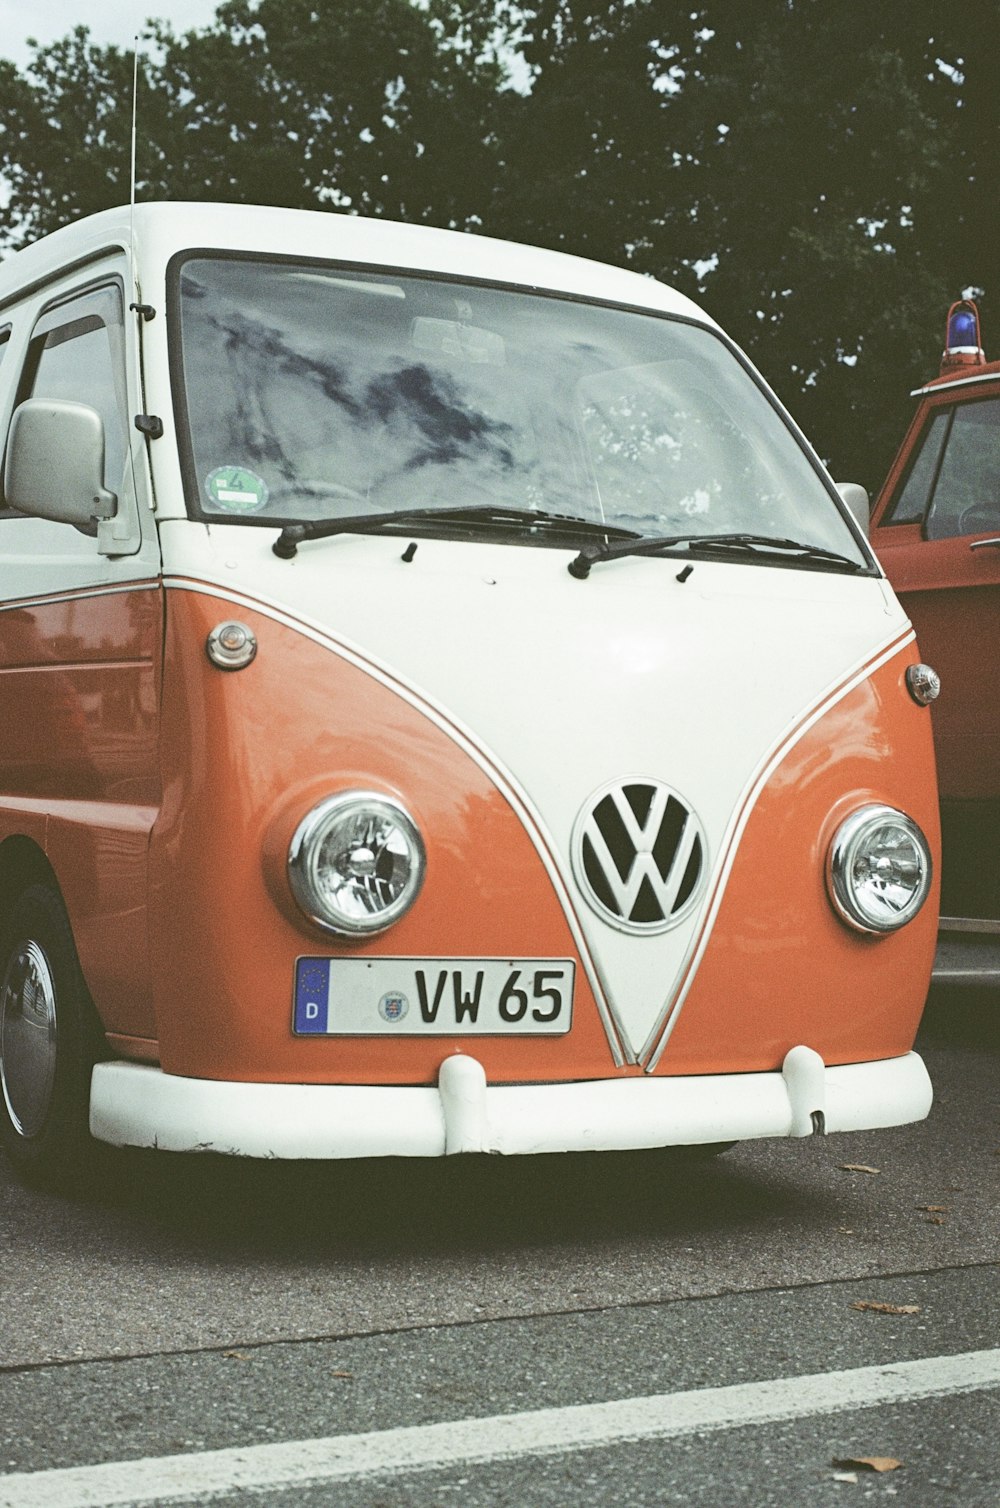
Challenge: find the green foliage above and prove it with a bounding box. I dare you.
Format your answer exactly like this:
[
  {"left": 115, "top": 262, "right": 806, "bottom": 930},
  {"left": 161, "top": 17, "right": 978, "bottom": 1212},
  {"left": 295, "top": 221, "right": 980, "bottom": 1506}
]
[
  {"left": 0, "top": 31, "right": 137, "bottom": 241},
  {"left": 478, "top": 0, "right": 993, "bottom": 486},
  {"left": 0, "top": 1, "right": 509, "bottom": 238},
  {"left": 0, "top": 0, "right": 992, "bottom": 493}
]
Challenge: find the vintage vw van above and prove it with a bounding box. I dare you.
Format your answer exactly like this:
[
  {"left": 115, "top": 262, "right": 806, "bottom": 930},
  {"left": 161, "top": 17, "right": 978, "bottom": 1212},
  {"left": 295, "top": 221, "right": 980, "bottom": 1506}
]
[{"left": 0, "top": 204, "right": 938, "bottom": 1181}]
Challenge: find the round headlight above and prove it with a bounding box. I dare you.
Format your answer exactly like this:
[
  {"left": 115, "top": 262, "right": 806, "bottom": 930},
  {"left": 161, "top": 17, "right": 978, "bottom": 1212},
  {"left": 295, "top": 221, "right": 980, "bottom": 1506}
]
[
  {"left": 827, "top": 805, "right": 932, "bottom": 934},
  {"left": 288, "top": 792, "right": 426, "bottom": 936}
]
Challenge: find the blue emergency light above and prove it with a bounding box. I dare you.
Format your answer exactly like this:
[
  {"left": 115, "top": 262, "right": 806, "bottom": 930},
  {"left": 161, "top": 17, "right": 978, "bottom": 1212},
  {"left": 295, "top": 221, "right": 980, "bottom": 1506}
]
[{"left": 941, "top": 298, "right": 985, "bottom": 370}]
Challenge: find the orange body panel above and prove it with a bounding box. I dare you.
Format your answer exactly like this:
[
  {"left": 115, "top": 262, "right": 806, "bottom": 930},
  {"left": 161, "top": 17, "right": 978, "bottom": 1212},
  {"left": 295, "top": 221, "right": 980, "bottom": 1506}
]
[
  {"left": 0, "top": 587, "right": 163, "bottom": 1038},
  {"left": 657, "top": 648, "right": 939, "bottom": 1073},
  {"left": 148, "top": 586, "right": 620, "bottom": 1082}
]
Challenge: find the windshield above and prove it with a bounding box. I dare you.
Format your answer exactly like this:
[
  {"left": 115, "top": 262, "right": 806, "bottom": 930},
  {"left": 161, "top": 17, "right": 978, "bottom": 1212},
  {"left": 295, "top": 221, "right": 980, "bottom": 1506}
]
[{"left": 173, "top": 256, "right": 865, "bottom": 565}]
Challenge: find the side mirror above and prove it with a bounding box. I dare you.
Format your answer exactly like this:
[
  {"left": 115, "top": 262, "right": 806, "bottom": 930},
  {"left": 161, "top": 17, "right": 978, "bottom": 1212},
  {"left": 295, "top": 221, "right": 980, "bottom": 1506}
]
[
  {"left": 836, "top": 482, "right": 870, "bottom": 537},
  {"left": 4, "top": 398, "right": 117, "bottom": 532}
]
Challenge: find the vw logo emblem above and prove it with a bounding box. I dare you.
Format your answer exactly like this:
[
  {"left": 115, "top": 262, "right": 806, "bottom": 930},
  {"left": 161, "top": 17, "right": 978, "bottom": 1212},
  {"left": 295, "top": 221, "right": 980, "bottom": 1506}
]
[{"left": 572, "top": 779, "right": 706, "bottom": 934}]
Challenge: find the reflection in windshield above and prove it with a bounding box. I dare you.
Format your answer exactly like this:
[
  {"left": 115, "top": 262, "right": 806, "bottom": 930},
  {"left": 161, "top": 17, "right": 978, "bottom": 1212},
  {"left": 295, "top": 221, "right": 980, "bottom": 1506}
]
[{"left": 175, "top": 258, "right": 863, "bottom": 564}]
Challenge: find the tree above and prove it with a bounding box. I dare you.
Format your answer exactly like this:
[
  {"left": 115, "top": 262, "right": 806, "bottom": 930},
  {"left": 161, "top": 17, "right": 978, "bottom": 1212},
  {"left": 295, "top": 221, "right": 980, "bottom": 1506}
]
[
  {"left": 471, "top": 0, "right": 707, "bottom": 268},
  {"left": 660, "top": 1, "right": 962, "bottom": 487},
  {"left": 0, "top": 1, "right": 509, "bottom": 248},
  {"left": 0, "top": 32, "right": 138, "bottom": 245}
]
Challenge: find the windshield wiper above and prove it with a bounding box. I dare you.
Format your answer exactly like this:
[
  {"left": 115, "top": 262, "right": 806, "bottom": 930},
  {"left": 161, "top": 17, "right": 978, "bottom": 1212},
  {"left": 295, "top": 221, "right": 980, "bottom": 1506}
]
[
  {"left": 568, "top": 531, "right": 866, "bottom": 579},
  {"left": 273, "top": 505, "right": 641, "bottom": 558}
]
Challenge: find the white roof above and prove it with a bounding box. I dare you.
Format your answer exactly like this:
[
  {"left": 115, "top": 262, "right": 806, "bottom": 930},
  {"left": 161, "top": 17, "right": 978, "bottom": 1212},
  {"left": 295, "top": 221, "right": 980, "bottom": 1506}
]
[{"left": 0, "top": 201, "right": 711, "bottom": 324}]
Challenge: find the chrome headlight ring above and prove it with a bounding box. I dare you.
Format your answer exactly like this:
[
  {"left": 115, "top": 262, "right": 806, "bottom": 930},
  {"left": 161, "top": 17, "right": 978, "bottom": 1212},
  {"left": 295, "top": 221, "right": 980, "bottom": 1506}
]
[
  {"left": 288, "top": 791, "right": 426, "bottom": 937},
  {"left": 827, "top": 804, "right": 932, "bottom": 935}
]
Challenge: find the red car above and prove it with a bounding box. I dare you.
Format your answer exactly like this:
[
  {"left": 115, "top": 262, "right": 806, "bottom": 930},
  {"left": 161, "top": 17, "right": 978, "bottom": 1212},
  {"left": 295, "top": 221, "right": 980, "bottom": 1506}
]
[{"left": 870, "top": 301, "right": 1000, "bottom": 984}]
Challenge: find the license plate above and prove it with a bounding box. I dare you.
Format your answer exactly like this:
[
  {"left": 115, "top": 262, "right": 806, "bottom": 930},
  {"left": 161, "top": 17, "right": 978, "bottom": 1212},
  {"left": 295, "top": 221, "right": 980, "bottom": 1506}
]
[{"left": 293, "top": 957, "right": 574, "bottom": 1036}]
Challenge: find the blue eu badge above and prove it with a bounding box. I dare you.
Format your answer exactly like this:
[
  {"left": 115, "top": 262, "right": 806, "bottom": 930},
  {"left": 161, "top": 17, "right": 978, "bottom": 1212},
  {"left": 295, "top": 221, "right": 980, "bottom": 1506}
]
[{"left": 294, "top": 960, "right": 330, "bottom": 1033}]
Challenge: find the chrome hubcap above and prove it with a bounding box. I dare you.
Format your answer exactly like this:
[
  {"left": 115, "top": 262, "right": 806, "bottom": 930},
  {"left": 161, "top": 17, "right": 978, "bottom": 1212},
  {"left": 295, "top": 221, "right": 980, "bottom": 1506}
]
[{"left": 0, "top": 939, "right": 58, "bottom": 1139}]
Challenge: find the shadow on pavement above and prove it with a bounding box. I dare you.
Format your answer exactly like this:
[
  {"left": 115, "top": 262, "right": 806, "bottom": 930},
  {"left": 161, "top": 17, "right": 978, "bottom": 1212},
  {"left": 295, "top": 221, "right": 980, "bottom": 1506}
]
[
  {"left": 72, "top": 1136, "right": 823, "bottom": 1259},
  {"left": 918, "top": 983, "right": 999, "bottom": 1052}
]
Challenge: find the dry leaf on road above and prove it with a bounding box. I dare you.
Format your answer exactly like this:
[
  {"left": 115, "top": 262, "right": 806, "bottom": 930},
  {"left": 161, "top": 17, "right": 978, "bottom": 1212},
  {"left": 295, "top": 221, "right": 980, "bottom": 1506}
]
[
  {"left": 832, "top": 1457, "right": 903, "bottom": 1473},
  {"left": 850, "top": 1301, "right": 920, "bottom": 1315}
]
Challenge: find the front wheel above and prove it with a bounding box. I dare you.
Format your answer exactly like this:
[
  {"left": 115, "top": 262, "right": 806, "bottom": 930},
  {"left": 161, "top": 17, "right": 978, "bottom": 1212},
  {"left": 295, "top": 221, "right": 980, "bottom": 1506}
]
[{"left": 0, "top": 884, "right": 103, "bottom": 1187}]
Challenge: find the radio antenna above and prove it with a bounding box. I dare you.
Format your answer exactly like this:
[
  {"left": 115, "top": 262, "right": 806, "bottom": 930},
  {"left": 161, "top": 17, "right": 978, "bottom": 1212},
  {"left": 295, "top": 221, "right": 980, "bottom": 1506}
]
[{"left": 129, "top": 35, "right": 140, "bottom": 303}]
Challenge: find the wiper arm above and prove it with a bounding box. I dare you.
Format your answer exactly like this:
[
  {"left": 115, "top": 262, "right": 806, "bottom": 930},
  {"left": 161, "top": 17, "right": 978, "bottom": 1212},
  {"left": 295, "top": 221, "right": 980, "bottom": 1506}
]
[
  {"left": 273, "top": 505, "right": 464, "bottom": 558},
  {"left": 685, "top": 533, "right": 866, "bottom": 570},
  {"left": 273, "top": 505, "right": 640, "bottom": 558},
  {"left": 568, "top": 530, "right": 865, "bottom": 578}
]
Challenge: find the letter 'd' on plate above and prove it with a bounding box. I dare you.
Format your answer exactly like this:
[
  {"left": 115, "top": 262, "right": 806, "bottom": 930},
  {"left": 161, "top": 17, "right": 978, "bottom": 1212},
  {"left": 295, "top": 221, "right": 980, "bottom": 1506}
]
[{"left": 294, "top": 958, "right": 574, "bottom": 1035}]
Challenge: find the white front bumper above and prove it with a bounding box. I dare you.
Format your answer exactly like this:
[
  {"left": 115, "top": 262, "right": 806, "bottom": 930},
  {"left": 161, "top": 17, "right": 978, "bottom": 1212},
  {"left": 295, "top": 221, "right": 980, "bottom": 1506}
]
[{"left": 89, "top": 1047, "right": 932, "bottom": 1159}]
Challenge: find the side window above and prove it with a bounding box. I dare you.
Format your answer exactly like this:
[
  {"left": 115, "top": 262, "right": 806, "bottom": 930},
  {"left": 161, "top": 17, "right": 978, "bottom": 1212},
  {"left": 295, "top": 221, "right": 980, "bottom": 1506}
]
[
  {"left": 884, "top": 409, "right": 950, "bottom": 525},
  {"left": 0, "top": 325, "right": 10, "bottom": 367},
  {"left": 0, "top": 277, "right": 150, "bottom": 584},
  {"left": 23, "top": 284, "right": 128, "bottom": 497},
  {"left": 0, "top": 286, "right": 128, "bottom": 559},
  {"left": 925, "top": 397, "right": 1000, "bottom": 540}
]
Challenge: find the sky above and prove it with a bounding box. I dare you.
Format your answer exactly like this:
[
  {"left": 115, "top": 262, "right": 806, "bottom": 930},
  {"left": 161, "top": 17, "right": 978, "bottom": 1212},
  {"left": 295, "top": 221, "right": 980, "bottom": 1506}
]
[{"left": 0, "top": 0, "right": 221, "bottom": 69}]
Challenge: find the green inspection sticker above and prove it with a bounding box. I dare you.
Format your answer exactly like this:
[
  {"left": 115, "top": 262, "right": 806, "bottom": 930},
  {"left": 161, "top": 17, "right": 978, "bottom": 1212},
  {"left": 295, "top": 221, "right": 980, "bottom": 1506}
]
[{"left": 205, "top": 466, "right": 270, "bottom": 514}]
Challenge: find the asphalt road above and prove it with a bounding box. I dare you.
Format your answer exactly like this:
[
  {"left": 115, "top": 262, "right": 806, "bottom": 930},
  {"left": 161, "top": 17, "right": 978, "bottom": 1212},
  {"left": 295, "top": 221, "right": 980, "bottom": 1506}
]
[{"left": 0, "top": 987, "right": 997, "bottom": 1505}]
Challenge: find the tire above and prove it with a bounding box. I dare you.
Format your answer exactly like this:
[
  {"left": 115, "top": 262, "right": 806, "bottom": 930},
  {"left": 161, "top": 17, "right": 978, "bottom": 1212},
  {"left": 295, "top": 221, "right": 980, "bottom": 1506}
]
[{"left": 0, "top": 883, "right": 103, "bottom": 1187}]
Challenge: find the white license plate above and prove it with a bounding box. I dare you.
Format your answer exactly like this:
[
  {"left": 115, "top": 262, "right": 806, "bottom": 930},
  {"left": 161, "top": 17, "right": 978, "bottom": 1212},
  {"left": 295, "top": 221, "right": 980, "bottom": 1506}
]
[{"left": 293, "top": 957, "right": 574, "bottom": 1036}]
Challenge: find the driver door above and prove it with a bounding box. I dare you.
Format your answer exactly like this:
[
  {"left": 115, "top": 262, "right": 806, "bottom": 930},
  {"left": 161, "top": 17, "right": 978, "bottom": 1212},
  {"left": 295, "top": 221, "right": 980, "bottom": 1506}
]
[{"left": 871, "top": 387, "right": 1000, "bottom": 918}]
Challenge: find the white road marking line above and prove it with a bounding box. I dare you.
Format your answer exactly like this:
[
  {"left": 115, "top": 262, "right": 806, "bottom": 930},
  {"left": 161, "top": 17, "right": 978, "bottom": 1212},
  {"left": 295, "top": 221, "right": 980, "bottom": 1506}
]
[{"left": 2, "top": 1348, "right": 998, "bottom": 1508}]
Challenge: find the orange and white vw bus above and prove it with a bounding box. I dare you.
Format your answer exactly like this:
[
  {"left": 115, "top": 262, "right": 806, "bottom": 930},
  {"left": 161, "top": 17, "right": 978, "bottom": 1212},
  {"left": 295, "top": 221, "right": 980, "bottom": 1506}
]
[{"left": 0, "top": 204, "right": 938, "bottom": 1182}]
